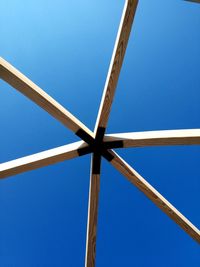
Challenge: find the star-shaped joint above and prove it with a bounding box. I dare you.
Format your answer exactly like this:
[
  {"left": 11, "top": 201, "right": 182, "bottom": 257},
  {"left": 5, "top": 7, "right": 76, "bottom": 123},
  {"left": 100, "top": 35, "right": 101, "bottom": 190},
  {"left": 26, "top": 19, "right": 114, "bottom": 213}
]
[
  {"left": 76, "top": 127, "right": 124, "bottom": 168},
  {"left": 0, "top": 1, "right": 200, "bottom": 267}
]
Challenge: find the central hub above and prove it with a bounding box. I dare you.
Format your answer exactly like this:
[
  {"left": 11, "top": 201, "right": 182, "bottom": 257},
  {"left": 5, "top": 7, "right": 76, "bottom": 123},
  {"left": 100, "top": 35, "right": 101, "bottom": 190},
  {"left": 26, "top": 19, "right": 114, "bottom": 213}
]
[{"left": 76, "top": 127, "right": 123, "bottom": 161}]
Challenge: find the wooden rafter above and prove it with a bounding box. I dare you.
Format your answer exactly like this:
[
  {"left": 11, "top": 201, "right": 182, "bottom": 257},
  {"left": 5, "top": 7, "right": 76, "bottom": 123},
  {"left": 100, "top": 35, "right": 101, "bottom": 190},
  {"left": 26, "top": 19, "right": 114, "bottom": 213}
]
[
  {"left": 0, "top": 141, "right": 88, "bottom": 179},
  {"left": 185, "top": 0, "right": 200, "bottom": 3},
  {"left": 85, "top": 2, "right": 139, "bottom": 265},
  {"left": 0, "top": 0, "right": 200, "bottom": 266},
  {"left": 0, "top": 57, "right": 94, "bottom": 143},
  {"left": 109, "top": 150, "right": 200, "bottom": 243},
  {"left": 94, "top": 0, "right": 138, "bottom": 138},
  {"left": 85, "top": 153, "right": 101, "bottom": 267},
  {"left": 104, "top": 129, "right": 200, "bottom": 148}
]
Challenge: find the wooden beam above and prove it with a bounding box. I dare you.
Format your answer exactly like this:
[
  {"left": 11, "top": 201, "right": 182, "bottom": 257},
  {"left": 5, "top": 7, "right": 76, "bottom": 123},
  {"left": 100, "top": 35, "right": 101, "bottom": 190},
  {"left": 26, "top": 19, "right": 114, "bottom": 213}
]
[
  {"left": 85, "top": 153, "right": 101, "bottom": 267},
  {"left": 0, "top": 57, "right": 94, "bottom": 143},
  {"left": 104, "top": 129, "right": 200, "bottom": 148},
  {"left": 109, "top": 150, "right": 200, "bottom": 243},
  {"left": 0, "top": 141, "right": 88, "bottom": 179},
  {"left": 94, "top": 0, "right": 138, "bottom": 137},
  {"left": 185, "top": 0, "right": 200, "bottom": 3}
]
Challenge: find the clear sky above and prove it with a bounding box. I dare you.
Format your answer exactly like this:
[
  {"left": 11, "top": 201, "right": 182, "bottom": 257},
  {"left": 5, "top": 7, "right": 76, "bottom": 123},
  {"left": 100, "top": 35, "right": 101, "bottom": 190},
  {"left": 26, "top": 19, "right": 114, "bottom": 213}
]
[{"left": 0, "top": 0, "right": 200, "bottom": 266}]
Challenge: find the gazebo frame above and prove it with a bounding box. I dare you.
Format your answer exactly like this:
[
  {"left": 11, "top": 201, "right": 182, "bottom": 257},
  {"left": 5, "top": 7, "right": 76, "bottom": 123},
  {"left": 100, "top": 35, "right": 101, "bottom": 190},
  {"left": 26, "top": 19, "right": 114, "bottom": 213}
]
[{"left": 0, "top": 0, "right": 200, "bottom": 266}]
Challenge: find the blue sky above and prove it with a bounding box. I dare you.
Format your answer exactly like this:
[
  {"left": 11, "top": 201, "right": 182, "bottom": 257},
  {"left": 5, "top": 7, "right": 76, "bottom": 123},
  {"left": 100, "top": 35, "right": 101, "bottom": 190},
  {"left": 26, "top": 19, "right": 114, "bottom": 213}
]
[{"left": 0, "top": 0, "right": 200, "bottom": 266}]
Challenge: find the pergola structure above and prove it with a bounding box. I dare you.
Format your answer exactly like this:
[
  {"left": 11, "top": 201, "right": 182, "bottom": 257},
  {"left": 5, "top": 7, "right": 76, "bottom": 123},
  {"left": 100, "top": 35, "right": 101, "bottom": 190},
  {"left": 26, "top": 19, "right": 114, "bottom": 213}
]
[{"left": 0, "top": 0, "right": 200, "bottom": 266}]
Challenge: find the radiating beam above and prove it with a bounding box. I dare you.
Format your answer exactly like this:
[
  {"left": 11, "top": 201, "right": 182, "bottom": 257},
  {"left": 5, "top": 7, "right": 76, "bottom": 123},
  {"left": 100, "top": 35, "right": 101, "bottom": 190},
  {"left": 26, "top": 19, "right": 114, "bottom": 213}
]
[
  {"left": 94, "top": 0, "right": 138, "bottom": 138},
  {"left": 185, "top": 0, "right": 200, "bottom": 3},
  {"left": 0, "top": 141, "right": 88, "bottom": 179},
  {"left": 85, "top": 153, "right": 101, "bottom": 267},
  {"left": 0, "top": 57, "right": 94, "bottom": 143},
  {"left": 104, "top": 129, "right": 200, "bottom": 148},
  {"left": 109, "top": 150, "right": 200, "bottom": 243}
]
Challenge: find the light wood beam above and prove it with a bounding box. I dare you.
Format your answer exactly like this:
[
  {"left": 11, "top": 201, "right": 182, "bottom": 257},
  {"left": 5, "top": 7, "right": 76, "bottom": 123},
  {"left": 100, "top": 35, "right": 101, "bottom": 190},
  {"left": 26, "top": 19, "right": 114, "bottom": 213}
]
[
  {"left": 104, "top": 129, "right": 200, "bottom": 148},
  {"left": 85, "top": 153, "right": 101, "bottom": 267},
  {"left": 0, "top": 141, "right": 88, "bottom": 179},
  {"left": 0, "top": 57, "right": 94, "bottom": 142},
  {"left": 109, "top": 150, "right": 200, "bottom": 243},
  {"left": 94, "top": 0, "right": 138, "bottom": 137}
]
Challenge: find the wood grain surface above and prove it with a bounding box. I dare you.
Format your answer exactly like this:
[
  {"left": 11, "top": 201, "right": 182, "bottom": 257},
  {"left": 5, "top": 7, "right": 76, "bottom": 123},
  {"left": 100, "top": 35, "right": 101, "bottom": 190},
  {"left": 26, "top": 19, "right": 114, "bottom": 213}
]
[
  {"left": 85, "top": 153, "right": 101, "bottom": 267},
  {"left": 94, "top": 0, "right": 138, "bottom": 135},
  {"left": 0, "top": 141, "right": 87, "bottom": 179},
  {"left": 0, "top": 57, "right": 94, "bottom": 141},
  {"left": 0, "top": 0, "right": 199, "bottom": 264},
  {"left": 109, "top": 150, "right": 200, "bottom": 243},
  {"left": 105, "top": 129, "right": 200, "bottom": 148}
]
